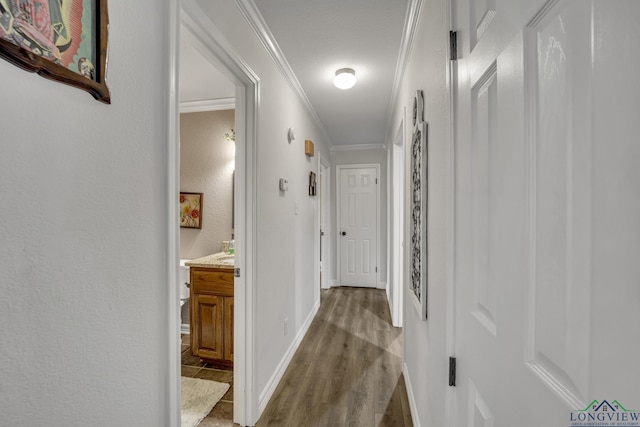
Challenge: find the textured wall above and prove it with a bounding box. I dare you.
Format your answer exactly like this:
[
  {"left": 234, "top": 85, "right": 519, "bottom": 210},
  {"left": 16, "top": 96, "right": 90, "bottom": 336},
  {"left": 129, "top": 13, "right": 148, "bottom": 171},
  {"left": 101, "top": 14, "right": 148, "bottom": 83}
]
[
  {"left": 180, "top": 110, "right": 235, "bottom": 259},
  {"left": 0, "top": 1, "right": 172, "bottom": 425}
]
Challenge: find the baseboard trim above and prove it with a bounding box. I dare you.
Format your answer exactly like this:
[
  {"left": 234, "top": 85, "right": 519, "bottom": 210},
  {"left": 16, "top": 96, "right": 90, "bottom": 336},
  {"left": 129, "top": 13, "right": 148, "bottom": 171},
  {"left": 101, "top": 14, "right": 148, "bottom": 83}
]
[
  {"left": 403, "top": 362, "right": 422, "bottom": 427},
  {"left": 330, "top": 279, "right": 337, "bottom": 287},
  {"left": 258, "top": 299, "right": 321, "bottom": 416},
  {"left": 181, "top": 324, "right": 190, "bottom": 335}
]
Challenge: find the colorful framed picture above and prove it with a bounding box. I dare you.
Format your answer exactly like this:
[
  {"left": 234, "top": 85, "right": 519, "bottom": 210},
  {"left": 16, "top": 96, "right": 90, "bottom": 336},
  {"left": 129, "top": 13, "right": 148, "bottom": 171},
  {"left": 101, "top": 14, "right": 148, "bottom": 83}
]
[
  {"left": 180, "top": 192, "right": 203, "bottom": 229},
  {"left": 0, "top": 0, "right": 111, "bottom": 103}
]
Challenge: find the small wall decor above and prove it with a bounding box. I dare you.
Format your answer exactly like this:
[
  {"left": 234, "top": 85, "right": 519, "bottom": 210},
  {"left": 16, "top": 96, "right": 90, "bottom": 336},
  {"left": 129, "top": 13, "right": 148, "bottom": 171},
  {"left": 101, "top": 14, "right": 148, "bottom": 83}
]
[
  {"left": 412, "top": 90, "right": 424, "bottom": 127},
  {"left": 305, "top": 140, "right": 315, "bottom": 157},
  {"left": 410, "top": 121, "right": 428, "bottom": 320},
  {"left": 180, "top": 192, "right": 203, "bottom": 229},
  {"left": 0, "top": 0, "right": 111, "bottom": 103},
  {"left": 309, "top": 171, "right": 317, "bottom": 196},
  {"left": 224, "top": 129, "right": 235, "bottom": 142}
]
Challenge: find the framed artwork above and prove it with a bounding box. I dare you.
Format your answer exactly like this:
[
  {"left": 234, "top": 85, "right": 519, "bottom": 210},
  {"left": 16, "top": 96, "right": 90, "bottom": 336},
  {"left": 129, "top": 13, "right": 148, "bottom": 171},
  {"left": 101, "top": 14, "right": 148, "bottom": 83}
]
[
  {"left": 309, "top": 171, "right": 317, "bottom": 196},
  {"left": 180, "top": 192, "right": 203, "bottom": 229},
  {"left": 0, "top": 0, "right": 111, "bottom": 103},
  {"left": 412, "top": 89, "right": 424, "bottom": 128},
  {"left": 410, "top": 121, "right": 428, "bottom": 320}
]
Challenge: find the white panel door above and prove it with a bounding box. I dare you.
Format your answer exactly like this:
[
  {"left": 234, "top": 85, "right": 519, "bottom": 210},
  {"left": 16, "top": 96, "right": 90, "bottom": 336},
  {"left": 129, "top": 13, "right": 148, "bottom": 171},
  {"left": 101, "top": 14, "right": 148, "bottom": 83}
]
[
  {"left": 338, "top": 166, "right": 378, "bottom": 288},
  {"left": 451, "top": 0, "right": 640, "bottom": 425}
]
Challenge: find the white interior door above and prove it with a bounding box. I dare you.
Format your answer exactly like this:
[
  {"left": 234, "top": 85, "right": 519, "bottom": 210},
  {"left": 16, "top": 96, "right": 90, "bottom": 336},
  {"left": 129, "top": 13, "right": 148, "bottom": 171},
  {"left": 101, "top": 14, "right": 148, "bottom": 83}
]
[
  {"left": 338, "top": 165, "right": 379, "bottom": 288},
  {"left": 451, "top": 0, "right": 640, "bottom": 425}
]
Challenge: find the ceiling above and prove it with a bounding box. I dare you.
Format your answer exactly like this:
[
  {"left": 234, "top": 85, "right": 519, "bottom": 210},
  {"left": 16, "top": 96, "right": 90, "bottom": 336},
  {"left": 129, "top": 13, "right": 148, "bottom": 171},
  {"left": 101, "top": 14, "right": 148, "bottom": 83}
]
[{"left": 180, "top": 0, "right": 409, "bottom": 147}]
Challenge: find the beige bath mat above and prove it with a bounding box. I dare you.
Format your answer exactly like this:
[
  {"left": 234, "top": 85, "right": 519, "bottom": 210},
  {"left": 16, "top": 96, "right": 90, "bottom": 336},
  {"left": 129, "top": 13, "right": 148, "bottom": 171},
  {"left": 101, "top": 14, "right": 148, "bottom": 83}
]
[{"left": 181, "top": 376, "right": 230, "bottom": 427}]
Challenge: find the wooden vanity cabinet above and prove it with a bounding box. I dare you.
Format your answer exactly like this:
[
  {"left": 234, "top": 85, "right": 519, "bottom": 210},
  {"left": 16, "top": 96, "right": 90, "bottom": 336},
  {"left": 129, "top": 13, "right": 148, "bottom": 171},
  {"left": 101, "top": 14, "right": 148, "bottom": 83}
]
[{"left": 190, "top": 267, "right": 234, "bottom": 367}]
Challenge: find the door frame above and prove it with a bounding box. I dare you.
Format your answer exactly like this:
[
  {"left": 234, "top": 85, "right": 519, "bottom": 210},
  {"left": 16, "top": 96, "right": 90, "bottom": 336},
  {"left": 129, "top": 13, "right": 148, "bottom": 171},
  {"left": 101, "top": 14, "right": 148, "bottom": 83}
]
[
  {"left": 336, "top": 163, "right": 382, "bottom": 288},
  {"left": 319, "top": 153, "right": 331, "bottom": 290},
  {"left": 390, "top": 119, "right": 406, "bottom": 327},
  {"left": 168, "top": 1, "right": 260, "bottom": 425},
  {"left": 445, "top": 0, "right": 456, "bottom": 425}
]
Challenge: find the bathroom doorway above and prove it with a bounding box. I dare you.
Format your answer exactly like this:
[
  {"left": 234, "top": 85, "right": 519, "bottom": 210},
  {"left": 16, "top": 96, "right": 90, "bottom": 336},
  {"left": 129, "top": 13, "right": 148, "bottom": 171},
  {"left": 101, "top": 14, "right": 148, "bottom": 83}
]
[{"left": 168, "top": 3, "right": 259, "bottom": 426}]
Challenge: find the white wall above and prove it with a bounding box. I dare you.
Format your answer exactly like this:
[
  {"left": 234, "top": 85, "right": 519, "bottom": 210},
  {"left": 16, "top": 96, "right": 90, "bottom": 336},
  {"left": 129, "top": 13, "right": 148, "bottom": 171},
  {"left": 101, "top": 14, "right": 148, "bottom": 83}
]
[
  {"left": 386, "top": 0, "right": 450, "bottom": 425},
  {"left": 330, "top": 147, "right": 388, "bottom": 287},
  {"left": 0, "top": 1, "right": 172, "bottom": 426},
  {"left": 192, "top": 0, "right": 330, "bottom": 413},
  {"left": 180, "top": 110, "right": 235, "bottom": 259}
]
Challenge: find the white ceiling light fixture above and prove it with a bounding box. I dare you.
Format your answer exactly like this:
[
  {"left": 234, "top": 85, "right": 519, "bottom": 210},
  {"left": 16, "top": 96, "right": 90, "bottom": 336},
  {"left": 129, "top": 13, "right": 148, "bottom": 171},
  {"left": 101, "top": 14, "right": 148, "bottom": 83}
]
[{"left": 333, "top": 68, "right": 357, "bottom": 90}]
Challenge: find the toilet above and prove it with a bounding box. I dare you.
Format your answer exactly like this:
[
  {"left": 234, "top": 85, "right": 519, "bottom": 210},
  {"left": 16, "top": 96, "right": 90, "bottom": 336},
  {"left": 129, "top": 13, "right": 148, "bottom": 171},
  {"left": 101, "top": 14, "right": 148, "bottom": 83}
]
[
  {"left": 179, "top": 259, "right": 191, "bottom": 334},
  {"left": 179, "top": 259, "right": 191, "bottom": 306}
]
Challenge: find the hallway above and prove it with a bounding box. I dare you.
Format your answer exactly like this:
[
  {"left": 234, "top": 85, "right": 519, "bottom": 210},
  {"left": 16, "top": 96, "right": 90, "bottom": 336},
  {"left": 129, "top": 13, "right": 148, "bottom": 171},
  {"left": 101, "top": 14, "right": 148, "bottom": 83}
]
[{"left": 256, "top": 287, "right": 413, "bottom": 426}]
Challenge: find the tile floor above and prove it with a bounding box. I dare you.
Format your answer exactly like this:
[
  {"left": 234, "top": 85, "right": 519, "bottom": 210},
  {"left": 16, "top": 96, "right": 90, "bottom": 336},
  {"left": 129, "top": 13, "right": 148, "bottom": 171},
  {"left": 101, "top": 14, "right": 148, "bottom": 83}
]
[{"left": 181, "top": 334, "right": 235, "bottom": 426}]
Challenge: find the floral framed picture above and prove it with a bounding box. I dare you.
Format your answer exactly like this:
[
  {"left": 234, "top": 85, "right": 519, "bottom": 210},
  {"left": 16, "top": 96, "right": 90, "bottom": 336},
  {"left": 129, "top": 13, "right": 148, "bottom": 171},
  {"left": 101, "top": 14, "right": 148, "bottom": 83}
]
[
  {"left": 180, "top": 192, "right": 203, "bottom": 229},
  {"left": 0, "top": 0, "right": 111, "bottom": 103}
]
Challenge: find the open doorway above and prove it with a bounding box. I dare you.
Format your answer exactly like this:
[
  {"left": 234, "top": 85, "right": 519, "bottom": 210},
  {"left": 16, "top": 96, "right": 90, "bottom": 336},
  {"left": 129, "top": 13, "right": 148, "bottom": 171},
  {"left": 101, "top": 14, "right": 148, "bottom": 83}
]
[
  {"left": 389, "top": 119, "right": 405, "bottom": 327},
  {"left": 168, "top": 3, "right": 259, "bottom": 426},
  {"left": 178, "top": 24, "right": 236, "bottom": 424},
  {"left": 319, "top": 154, "right": 331, "bottom": 290}
]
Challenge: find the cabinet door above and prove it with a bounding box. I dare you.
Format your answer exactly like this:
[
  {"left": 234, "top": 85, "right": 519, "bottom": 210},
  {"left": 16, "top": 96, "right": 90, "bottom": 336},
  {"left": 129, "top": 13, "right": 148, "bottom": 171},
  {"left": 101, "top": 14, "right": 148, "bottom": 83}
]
[
  {"left": 191, "top": 293, "right": 224, "bottom": 361},
  {"left": 223, "top": 297, "right": 234, "bottom": 362}
]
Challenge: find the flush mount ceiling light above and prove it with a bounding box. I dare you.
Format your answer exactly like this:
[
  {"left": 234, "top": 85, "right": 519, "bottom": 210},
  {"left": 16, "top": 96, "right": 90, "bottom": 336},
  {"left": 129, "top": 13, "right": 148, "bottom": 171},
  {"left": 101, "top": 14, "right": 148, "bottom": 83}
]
[{"left": 333, "top": 68, "right": 357, "bottom": 90}]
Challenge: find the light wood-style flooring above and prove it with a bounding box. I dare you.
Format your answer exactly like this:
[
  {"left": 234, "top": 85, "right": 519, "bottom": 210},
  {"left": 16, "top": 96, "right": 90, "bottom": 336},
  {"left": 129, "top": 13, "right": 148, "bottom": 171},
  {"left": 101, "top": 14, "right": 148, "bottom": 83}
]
[{"left": 256, "top": 287, "right": 413, "bottom": 426}]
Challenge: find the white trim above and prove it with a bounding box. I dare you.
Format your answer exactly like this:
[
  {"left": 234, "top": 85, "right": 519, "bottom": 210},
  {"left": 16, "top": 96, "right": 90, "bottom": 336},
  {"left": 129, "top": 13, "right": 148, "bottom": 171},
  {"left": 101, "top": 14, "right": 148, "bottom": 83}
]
[
  {"left": 166, "top": 1, "right": 181, "bottom": 426},
  {"left": 330, "top": 143, "right": 387, "bottom": 153},
  {"left": 319, "top": 153, "right": 331, "bottom": 290},
  {"left": 180, "top": 324, "right": 190, "bottom": 335},
  {"left": 178, "top": 2, "right": 260, "bottom": 425},
  {"left": 378, "top": 281, "right": 387, "bottom": 290},
  {"left": 330, "top": 279, "right": 337, "bottom": 287},
  {"left": 336, "top": 163, "right": 382, "bottom": 289},
  {"left": 233, "top": 0, "right": 333, "bottom": 147},
  {"left": 384, "top": 0, "right": 425, "bottom": 143},
  {"left": 403, "top": 362, "right": 422, "bottom": 427},
  {"left": 180, "top": 98, "right": 235, "bottom": 113},
  {"left": 445, "top": 0, "right": 457, "bottom": 425},
  {"left": 390, "top": 116, "right": 406, "bottom": 328},
  {"left": 258, "top": 299, "right": 320, "bottom": 414}
]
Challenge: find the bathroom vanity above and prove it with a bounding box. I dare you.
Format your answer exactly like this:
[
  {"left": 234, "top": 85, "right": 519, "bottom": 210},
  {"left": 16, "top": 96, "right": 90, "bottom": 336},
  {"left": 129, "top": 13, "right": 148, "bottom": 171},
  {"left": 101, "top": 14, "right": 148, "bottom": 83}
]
[{"left": 186, "top": 253, "right": 234, "bottom": 367}]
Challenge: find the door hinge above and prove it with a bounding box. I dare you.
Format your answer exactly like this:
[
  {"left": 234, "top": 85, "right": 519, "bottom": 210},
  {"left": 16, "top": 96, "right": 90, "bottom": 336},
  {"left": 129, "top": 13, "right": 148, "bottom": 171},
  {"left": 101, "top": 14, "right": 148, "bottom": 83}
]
[
  {"left": 449, "top": 357, "right": 457, "bottom": 386},
  {"left": 234, "top": 268, "right": 241, "bottom": 278},
  {"left": 375, "top": 266, "right": 378, "bottom": 273},
  {"left": 449, "top": 31, "right": 458, "bottom": 61},
  {"left": 375, "top": 178, "right": 378, "bottom": 184}
]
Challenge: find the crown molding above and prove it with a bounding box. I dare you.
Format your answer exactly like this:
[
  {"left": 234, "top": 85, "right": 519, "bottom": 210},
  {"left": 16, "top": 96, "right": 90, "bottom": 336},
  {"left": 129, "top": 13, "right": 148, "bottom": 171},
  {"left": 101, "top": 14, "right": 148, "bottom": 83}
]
[
  {"left": 234, "top": 0, "right": 334, "bottom": 147},
  {"left": 384, "top": 0, "right": 424, "bottom": 141},
  {"left": 180, "top": 98, "right": 236, "bottom": 113},
  {"left": 330, "top": 143, "right": 387, "bottom": 153}
]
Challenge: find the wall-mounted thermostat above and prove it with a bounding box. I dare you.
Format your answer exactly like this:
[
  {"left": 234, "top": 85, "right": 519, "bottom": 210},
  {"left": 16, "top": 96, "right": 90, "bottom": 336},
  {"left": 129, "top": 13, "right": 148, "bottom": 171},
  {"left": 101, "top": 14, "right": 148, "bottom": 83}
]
[{"left": 279, "top": 178, "right": 289, "bottom": 191}]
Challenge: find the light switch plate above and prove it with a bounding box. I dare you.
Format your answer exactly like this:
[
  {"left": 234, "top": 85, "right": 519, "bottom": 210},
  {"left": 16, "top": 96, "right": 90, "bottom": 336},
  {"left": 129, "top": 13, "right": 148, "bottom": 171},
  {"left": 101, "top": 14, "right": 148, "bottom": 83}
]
[{"left": 279, "top": 178, "right": 289, "bottom": 191}]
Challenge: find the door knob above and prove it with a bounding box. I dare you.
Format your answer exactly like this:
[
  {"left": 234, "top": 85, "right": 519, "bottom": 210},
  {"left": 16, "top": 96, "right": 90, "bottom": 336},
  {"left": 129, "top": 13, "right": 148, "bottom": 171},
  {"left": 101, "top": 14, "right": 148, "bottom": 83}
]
[{"left": 341, "top": 231, "right": 347, "bottom": 236}]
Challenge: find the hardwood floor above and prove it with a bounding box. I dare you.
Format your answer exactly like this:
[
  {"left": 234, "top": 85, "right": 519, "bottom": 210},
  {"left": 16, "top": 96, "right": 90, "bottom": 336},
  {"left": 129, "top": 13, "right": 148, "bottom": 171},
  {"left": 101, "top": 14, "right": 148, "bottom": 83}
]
[{"left": 256, "top": 287, "right": 413, "bottom": 427}]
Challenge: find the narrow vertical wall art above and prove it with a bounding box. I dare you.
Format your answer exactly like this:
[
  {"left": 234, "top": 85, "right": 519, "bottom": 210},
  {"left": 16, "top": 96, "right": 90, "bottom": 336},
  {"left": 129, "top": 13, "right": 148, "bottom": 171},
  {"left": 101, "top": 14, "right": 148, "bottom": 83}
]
[{"left": 410, "top": 96, "right": 428, "bottom": 320}]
